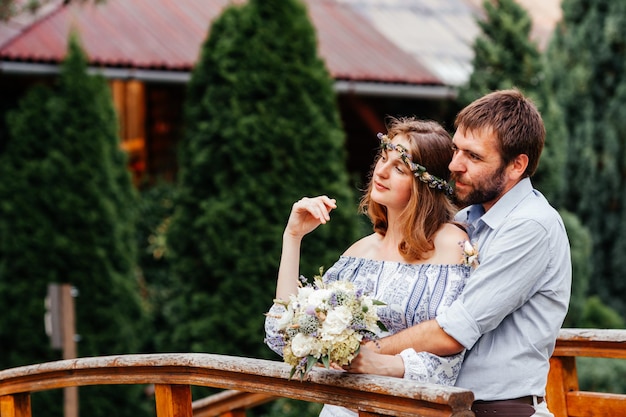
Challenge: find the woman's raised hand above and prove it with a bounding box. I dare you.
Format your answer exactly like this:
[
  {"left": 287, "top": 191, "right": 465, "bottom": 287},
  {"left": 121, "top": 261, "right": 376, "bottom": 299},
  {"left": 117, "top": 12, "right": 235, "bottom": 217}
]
[{"left": 284, "top": 195, "right": 337, "bottom": 239}]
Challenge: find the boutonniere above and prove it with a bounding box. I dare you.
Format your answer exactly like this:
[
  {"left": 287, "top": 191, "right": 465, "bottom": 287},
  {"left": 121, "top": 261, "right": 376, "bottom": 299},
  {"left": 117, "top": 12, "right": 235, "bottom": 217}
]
[{"left": 460, "top": 240, "right": 479, "bottom": 268}]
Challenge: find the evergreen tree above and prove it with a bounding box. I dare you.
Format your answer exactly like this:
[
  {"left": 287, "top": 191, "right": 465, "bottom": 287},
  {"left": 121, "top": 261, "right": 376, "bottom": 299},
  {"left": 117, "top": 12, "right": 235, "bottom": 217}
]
[
  {"left": 559, "top": 210, "right": 591, "bottom": 327},
  {"left": 164, "top": 0, "right": 360, "bottom": 359},
  {"left": 458, "top": 0, "right": 590, "bottom": 326},
  {"left": 136, "top": 181, "right": 176, "bottom": 352},
  {"left": 458, "top": 0, "right": 566, "bottom": 204},
  {"left": 458, "top": 0, "right": 542, "bottom": 102},
  {"left": 546, "top": 0, "right": 626, "bottom": 315},
  {"left": 0, "top": 33, "right": 149, "bottom": 417}
]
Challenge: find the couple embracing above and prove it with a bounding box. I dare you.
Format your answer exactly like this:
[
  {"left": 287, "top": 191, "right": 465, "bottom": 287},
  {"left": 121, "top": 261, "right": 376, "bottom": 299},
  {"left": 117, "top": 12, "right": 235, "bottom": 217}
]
[{"left": 265, "top": 89, "right": 572, "bottom": 417}]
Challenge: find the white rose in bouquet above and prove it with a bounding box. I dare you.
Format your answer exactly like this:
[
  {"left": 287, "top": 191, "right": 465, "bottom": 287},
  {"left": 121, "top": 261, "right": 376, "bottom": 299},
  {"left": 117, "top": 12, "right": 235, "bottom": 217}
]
[{"left": 321, "top": 305, "right": 352, "bottom": 336}]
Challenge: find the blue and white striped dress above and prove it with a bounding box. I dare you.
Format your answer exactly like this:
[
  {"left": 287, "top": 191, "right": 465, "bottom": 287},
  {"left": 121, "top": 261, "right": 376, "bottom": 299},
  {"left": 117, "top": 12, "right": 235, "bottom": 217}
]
[{"left": 265, "top": 256, "right": 471, "bottom": 417}]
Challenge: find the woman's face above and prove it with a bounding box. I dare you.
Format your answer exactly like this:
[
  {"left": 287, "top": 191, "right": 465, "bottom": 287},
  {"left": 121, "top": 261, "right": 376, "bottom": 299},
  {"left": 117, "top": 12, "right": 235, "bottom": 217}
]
[{"left": 371, "top": 134, "right": 414, "bottom": 211}]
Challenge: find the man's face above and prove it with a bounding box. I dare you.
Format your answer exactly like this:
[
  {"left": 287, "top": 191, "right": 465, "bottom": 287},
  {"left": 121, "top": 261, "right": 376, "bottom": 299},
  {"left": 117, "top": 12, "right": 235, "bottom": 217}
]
[{"left": 449, "top": 127, "right": 509, "bottom": 211}]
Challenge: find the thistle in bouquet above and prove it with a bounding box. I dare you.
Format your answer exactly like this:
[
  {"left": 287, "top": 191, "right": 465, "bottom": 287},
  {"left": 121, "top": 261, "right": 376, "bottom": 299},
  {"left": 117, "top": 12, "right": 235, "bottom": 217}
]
[{"left": 271, "top": 268, "right": 387, "bottom": 380}]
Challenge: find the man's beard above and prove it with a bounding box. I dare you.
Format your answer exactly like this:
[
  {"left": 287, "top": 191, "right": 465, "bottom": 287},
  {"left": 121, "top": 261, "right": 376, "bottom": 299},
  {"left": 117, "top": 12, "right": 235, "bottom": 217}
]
[{"left": 452, "top": 164, "right": 507, "bottom": 207}]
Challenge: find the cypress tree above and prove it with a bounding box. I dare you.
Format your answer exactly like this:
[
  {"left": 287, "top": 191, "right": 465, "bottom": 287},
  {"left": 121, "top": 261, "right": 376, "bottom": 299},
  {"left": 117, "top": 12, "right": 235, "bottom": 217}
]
[
  {"left": 0, "top": 33, "right": 149, "bottom": 416},
  {"left": 164, "top": 0, "right": 360, "bottom": 358},
  {"left": 458, "top": 0, "right": 566, "bottom": 204},
  {"left": 458, "top": 0, "right": 542, "bottom": 101},
  {"left": 136, "top": 182, "right": 176, "bottom": 352},
  {"left": 458, "top": 0, "right": 590, "bottom": 326},
  {"left": 546, "top": 0, "right": 626, "bottom": 315}
]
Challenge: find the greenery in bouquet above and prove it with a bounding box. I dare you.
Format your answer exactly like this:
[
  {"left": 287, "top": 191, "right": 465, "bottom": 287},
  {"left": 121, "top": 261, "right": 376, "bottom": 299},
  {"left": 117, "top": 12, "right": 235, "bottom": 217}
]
[{"left": 271, "top": 269, "right": 386, "bottom": 380}]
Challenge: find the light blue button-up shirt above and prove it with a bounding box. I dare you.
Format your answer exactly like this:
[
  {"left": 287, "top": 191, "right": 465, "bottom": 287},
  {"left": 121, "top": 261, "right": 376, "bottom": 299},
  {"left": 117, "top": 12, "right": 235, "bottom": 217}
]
[{"left": 437, "top": 177, "right": 571, "bottom": 401}]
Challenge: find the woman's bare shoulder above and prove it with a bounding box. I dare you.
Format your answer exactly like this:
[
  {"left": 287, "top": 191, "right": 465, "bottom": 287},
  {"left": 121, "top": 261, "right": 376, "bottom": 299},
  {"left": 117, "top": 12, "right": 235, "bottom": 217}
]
[
  {"left": 431, "top": 223, "right": 470, "bottom": 264},
  {"left": 343, "top": 233, "right": 380, "bottom": 257},
  {"left": 439, "top": 222, "right": 469, "bottom": 243}
]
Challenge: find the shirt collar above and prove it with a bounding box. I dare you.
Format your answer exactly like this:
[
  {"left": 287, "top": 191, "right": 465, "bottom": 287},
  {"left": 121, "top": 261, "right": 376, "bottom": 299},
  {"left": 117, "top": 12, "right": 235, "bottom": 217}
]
[{"left": 466, "top": 177, "right": 533, "bottom": 230}]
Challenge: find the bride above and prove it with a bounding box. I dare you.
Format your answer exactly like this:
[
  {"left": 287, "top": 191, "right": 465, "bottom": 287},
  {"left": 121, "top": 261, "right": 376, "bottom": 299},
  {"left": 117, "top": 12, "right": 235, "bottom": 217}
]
[{"left": 265, "top": 117, "right": 472, "bottom": 417}]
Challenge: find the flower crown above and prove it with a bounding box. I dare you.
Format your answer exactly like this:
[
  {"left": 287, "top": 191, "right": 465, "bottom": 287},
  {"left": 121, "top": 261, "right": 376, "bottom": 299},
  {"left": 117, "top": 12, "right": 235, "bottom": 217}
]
[{"left": 378, "top": 133, "right": 453, "bottom": 195}]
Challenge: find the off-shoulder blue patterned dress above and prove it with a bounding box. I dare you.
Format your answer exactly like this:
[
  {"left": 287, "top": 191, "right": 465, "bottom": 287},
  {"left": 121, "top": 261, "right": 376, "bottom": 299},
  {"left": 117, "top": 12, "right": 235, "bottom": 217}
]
[{"left": 264, "top": 256, "right": 471, "bottom": 417}]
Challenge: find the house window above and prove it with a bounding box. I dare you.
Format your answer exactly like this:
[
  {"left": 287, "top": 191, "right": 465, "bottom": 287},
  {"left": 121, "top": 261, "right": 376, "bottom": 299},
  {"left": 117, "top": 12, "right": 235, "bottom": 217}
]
[
  {"left": 111, "top": 79, "right": 147, "bottom": 185},
  {"left": 145, "top": 83, "right": 184, "bottom": 184}
]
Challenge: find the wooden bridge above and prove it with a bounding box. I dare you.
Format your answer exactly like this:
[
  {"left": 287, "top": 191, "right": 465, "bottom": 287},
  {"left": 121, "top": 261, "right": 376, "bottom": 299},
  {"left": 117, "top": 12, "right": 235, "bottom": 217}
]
[{"left": 0, "top": 329, "right": 624, "bottom": 417}]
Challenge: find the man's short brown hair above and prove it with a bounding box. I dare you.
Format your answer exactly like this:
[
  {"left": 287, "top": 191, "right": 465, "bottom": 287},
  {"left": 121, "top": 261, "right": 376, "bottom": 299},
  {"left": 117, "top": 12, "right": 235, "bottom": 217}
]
[{"left": 455, "top": 89, "right": 545, "bottom": 177}]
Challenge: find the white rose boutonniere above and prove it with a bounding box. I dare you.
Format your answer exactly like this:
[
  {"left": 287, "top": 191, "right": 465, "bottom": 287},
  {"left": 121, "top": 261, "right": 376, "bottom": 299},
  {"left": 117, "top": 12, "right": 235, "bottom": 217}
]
[{"left": 460, "top": 240, "right": 479, "bottom": 268}]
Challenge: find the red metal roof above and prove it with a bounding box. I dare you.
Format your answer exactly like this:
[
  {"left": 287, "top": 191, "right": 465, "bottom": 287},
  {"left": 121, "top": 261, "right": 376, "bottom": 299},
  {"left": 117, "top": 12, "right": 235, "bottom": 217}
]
[{"left": 0, "top": 0, "right": 441, "bottom": 85}]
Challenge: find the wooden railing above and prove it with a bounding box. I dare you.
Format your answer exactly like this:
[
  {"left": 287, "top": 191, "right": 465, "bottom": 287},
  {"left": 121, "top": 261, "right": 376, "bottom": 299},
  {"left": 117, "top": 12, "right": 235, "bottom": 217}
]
[
  {"left": 192, "top": 389, "right": 279, "bottom": 417},
  {"left": 194, "top": 328, "right": 626, "bottom": 417},
  {"left": 546, "top": 328, "right": 626, "bottom": 417},
  {"left": 0, "top": 353, "right": 474, "bottom": 417},
  {"left": 1, "top": 329, "right": 624, "bottom": 417}
]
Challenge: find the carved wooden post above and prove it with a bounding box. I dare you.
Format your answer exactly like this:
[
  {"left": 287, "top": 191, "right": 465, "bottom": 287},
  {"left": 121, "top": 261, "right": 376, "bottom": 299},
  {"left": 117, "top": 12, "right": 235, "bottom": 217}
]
[
  {"left": 155, "top": 384, "right": 192, "bottom": 417},
  {"left": 546, "top": 356, "right": 577, "bottom": 417},
  {"left": 44, "top": 284, "right": 78, "bottom": 417},
  {"left": 0, "top": 393, "right": 31, "bottom": 417},
  {"left": 60, "top": 285, "right": 78, "bottom": 417}
]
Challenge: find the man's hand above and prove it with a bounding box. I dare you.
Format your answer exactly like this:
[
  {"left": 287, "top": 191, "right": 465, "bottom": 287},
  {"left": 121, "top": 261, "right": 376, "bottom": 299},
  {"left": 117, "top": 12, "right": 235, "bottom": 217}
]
[{"left": 340, "top": 344, "right": 404, "bottom": 377}]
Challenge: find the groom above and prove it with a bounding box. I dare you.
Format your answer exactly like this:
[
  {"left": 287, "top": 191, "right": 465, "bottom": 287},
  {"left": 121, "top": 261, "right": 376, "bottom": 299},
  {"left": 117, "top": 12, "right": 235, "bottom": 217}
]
[{"left": 369, "top": 89, "right": 572, "bottom": 417}]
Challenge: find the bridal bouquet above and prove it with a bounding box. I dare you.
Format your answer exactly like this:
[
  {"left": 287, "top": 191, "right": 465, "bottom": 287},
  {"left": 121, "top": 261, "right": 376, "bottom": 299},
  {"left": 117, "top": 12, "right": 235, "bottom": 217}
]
[{"left": 271, "top": 270, "right": 386, "bottom": 380}]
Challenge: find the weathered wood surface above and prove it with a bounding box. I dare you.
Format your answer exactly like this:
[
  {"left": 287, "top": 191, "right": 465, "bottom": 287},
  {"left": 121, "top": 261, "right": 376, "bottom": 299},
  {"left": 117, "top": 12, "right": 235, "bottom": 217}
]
[
  {"left": 155, "top": 384, "right": 192, "bottom": 417},
  {"left": 563, "top": 391, "right": 626, "bottom": 417},
  {"left": 192, "top": 390, "right": 277, "bottom": 417},
  {"left": 0, "top": 354, "right": 474, "bottom": 417},
  {"left": 553, "top": 328, "right": 626, "bottom": 358},
  {"left": 547, "top": 328, "right": 626, "bottom": 417},
  {"left": 0, "top": 393, "right": 30, "bottom": 417}
]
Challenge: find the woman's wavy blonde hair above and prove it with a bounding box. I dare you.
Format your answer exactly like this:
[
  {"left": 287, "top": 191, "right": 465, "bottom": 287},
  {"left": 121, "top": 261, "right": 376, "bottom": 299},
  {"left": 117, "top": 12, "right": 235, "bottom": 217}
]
[{"left": 359, "top": 117, "right": 457, "bottom": 262}]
